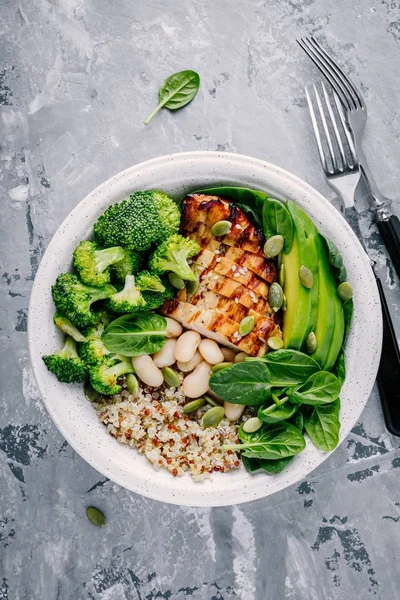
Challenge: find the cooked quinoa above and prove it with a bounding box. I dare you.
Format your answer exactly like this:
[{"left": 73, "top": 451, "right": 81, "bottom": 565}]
[{"left": 94, "top": 380, "right": 243, "bottom": 481}]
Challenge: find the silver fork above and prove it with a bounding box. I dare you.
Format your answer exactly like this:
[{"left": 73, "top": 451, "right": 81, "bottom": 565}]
[
  {"left": 306, "top": 80, "right": 400, "bottom": 437},
  {"left": 298, "top": 36, "right": 400, "bottom": 279}
]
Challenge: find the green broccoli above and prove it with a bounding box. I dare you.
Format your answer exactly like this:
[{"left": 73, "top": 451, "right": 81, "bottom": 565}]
[
  {"left": 79, "top": 319, "right": 113, "bottom": 366},
  {"left": 93, "top": 192, "right": 162, "bottom": 251},
  {"left": 152, "top": 191, "right": 181, "bottom": 241},
  {"left": 53, "top": 313, "right": 87, "bottom": 342},
  {"left": 148, "top": 234, "right": 200, "bottom": 282},
  {"left": 52, "top": 273, "right": 116, "bottom": 329},
  {"left": 108, "top": 275, "right": 146, "bottom": 313},
  {"left": 42, "top": 336, "right": 87, "bottom": 383},
  {"left": 73, "top": 241, "right": 126, "bottom": 286},
  {"left": 89, "top": 355, "right": 134, "bottom": 395},
  {"left": 136, "top": 270, "right": 166, "bottom": 293},
  {"left": 111, "top": 249, "right": 144, "bottom": 283},
  {"left": 141, "top": 279, "right": 175, "bottom": 310}
]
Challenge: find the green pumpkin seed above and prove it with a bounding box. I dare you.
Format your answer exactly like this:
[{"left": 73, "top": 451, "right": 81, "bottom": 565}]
[
  {"left": 186, "top": 271, "right": 199, "bottom": 295},
  {"left": 182, "top": 398, "right": 205, "bottom": 414},
  {"left": 201, "top": 406, "right": 225, "bottom": 428},
  {"left": 86, "top": 506, "right": 106, "bottom": 527},
  {"left": 279, "top": 263, "right": 285, "bottom": 287},
  {"left": 168, "top": 272, "right": 185, "bottom": 289},
  {"left": 299, "top": 265, "right": 314, "bottom": 289},
  {"left": 210, "top": 362, "right": 233, "bottom": 373},
  {"left": 211, "top": 220, "right": 232, "bottom": 237},
  {"left": 263, "top": 235, "right": 284, "bottom": 259},
  {"left": 239, "top": 316, "right": 255, "bottom": 336},
  {"left": 267, "top": 336, "right": 284, "bottom": 350},
  {"left": 162, "top": 367, "right": 180, "bottom": 388},
  {"left": 337, "top": 281, "right": 353, "bottom": 301},
  {"left": 84, "top": 381, "right": 101, "bottom": 402},
  {"left": 203, "top": 394, "right": 223, "bottom": 407},
  {"left": 126, "top": 373, "right": 139, "bottom": 395},
  {"left": 305, "top": 331, "right": 317, "bottom": 354},
  {"left": 242, "top": 417, "right": 263, "bottom": 433},
  {"left": 268, "top": 282, "right": 284, "bottom": 312}
]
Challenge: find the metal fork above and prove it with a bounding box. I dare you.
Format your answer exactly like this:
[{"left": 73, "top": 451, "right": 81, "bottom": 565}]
[
  {"left": 306, "top": 81, "right": 400, "bottom": 437},
  {"left": 298, "top": 36, "right": 400, "bottom": 279}
]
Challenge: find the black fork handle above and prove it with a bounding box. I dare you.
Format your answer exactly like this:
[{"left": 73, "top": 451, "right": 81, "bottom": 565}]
[{"left": 377, "top": 216, "right": 400, "bottom": 282}]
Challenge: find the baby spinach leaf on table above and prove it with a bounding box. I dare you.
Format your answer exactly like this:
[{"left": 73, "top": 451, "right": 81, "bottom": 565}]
[
  {"left": 290, "top": 410, "right": 304, "bottom": 432},
  {"left": 209, "top": 361, "right": 272, "bottom": 406},
  {"left": 333, "top": 348, "right": 346, "bottom": 386},
  {"left": 289, "top": 371, "right": 341, "bottom": 406},
  {"left": 102, "top": 312, "right": 167, "bottom": 357},
  {"left": 224, "top": 422, "right": 306, "bottom": 460},
  {"left": 262, "top": 198, "right": 293, "bottom": 253},
  {"left": 257, "top": 400, "right": 298, "bottom": 424},
  {"left": 250, "top": 350, "right": 320, "bottom": 385},
  {"left": 193, "top": 186, "right": 268, "bottom": 227},
  {"left": 304, "top": 399, "right": 341, "bottom": 451},
  {"left": 144, "top": 70, "right": 200, "bottom": 125},
  {"left": 322, "top": 235, "right": 347, "bottom": 283},
  {"left": 242, "top": 454, "right": 294, "bottom": 475}
]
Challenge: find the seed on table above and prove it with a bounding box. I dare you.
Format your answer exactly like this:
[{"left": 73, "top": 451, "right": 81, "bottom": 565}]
[
  {"left": 210, "top": 362, "right": 233, "bottom": 373},
  {"left": 224, "top": 401, "right": 245, "bottom": 421},
  {"left": 203, "top": 394, "right": 223, "bottom": 407},
  {"left": 235, "top": 351, "right": 248, "bottom": 363},
  {"left": 201, "top": 406, "right": 225, "bottom": 428},
  {"left": 267, "top": 336, "right": 284, "bottom": 350},
  {"left": 86, "top": 506, "right": 106, "bottom": 527},
  {"left": 162, "top": 367, "right": 180, "bottom": 388},
  {"left": 242, "top": 417, "right": 263, "bottom": 433},
  {"left": 175, "top": 330, "right": 201, "bottom": 363},
  {"left": 199, "top": 338, "right": 225, "bottom": 365},
  {"left": 263, "top": 235, "right": 284, "bottom": 258},
  {"left": 299, "top": 265, "right": 313, "bottom": 289},
  {"left": 168, "top": 273, "right": 185, "bottom": 289},
  {"left": 182, "top": 398, "right": 205, "bottom": 414},
  {"left": 305, "top": 331, "right": 317, "bottom": 354},
  {"left": 337, "top": 281, "right": 353, "bottom": 301},
  {"left": 268, "top": 282, "right": 284, "bottom": 312},
  {"left": 238, "top": 316, "right": 255, "bottom": 336},
  {"left": 220, "top": 347, "right": 237, "bottom": 362},
  {"left": 126, "top": 373, "right": 139, "bottom": 395},
  {"left": 211, "top": 220, "right": 232, "bottom": 237}
]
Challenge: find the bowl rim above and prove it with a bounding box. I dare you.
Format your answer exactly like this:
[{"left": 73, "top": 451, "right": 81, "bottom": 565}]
[{"left": 28, "top": 150, "right": 382, "bottom": 506}]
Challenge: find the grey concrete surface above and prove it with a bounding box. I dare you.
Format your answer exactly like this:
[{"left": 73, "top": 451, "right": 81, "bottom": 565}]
[{"left": 1, "top": 0, "right": 400, "bottom": 598}]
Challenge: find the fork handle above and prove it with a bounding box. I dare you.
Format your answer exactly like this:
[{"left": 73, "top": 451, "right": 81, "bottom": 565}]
[
  {"left": 375, "top": 274, "right": 400, "bottom": 436},
  {"left": 376, "top": 216, "right": 400, "bottom": 281}
]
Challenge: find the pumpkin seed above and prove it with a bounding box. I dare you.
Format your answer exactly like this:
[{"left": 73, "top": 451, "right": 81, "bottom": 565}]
[
  {"left": 337, "top": 281, "right": 353, "bottom": 301},
  {"left": 126, "top": 373, "right": 139, "bottom": 395},
  {"left": 168, "top": 273, "right": 185, "bottom": 289},
  {"left": 182, "top": 398, "right": 205, "bottom": 414},
  {"left": 211, "top": 220, "right": 232, "bottom": 237},
  {"left": 268, "top": 282, "right": 284, "bottom": 312},
  {"left": 279, "top": 263, "right": 285, "bottom": 287},
  {"left": 305, "top": 331, "right": 317, "bottom": 354},
  {"left": 86, "top": 506, "right": 106, "bottom": 527},
  {"left": 186, "top": 271, "right": 199, "bottom": 295},
  {"left": 242, "top": 417, "right": 263, "bottom": 433},
  {"left": 239, "top": 316, "right": 255, "bottom": 336},
  {"left": 299, "top": 265, "right": 314, "bottom": 289},
  {"left": 201, "top": 406, "right": 225, "bottom": 428},
  {"left": 84, "top": 381, "right": 101, "bottom": 402},
  {"left": 267, "top": 336, "right": 284, "bottom": 350},
  {"left": 162, "top": 367, "right": 180, "bottom": 388},
  {"left": 203, "top": 394, "right": 223, "bottom": 407},
  {"left": 210, "top": 362, "right": 233, "bottom": 373},
  {"left": 263, "top": 235, "right": 284, "bottom": 258}
]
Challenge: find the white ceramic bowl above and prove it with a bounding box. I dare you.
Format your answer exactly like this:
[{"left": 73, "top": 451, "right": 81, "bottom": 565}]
[{"left": 28, "top": 151, "right": 382, "bottom": 507}]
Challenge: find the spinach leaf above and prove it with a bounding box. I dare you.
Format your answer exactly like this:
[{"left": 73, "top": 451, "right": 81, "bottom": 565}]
[
  {"left": 333, "top": 348, "right": 346, "bottom": 386},
  {"left": 209, "top": 361, "right": 272, "bottom": 406},
  {"left": 304, "top": 399, "right": 341, "bottom": 451},
  {"left": 262, "top": 198, "right": 293, "bottom": 252},
  {"left": 257, "top": 401, "right": 298, "bottom": 424},
  {"left": 144, "top": 70, "right": 200, "bottom": 125},
  {"left": 242, "top": 455, "right": 293, "bottom": 475},
  {"left": 194, "top": 186, "right": 268, "bottom": 227},
  {"left": 322, "top": 236, "right": 347, "bottom": 282},
  {"left": 343, "top": 298, "right": 354, "bottom": 336},
  {"left": 289, "top": 371, "right": 341, "bottom": 406},
  {"left": 255, "top": 350, "right": 320, "bottom": 385},
  {"left": 225, "top": 422, "right": 306, "bottom": 460},
  {"left": 102, "top": 312, "right": 167, "bottom": 357},
  {"left": 290, "top": 411, "right": 304, "bottom": 432}
]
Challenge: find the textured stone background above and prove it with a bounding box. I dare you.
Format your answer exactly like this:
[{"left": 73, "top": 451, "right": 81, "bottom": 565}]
[{"left": 1, "top": 0, "right": 400, "bottom": 598}]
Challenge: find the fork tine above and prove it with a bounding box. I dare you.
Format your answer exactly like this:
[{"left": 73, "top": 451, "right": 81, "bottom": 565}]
[
  {"left": 310, "top": 37, "right": 364, "bottom": 110},
  {"left": 332, "top": 91, "right": 359, "bottom": 168},
  {"left": 312, "top": 84, "right": 338, "bottom": 172},
  {"left": 320, "top": 82, "right": 346, "bottom": 171},
  {"left": 305, "top": 87, "right": 331, "bottom": 174}
]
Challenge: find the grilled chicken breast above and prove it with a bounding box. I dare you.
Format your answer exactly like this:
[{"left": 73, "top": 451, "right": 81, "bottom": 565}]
[{"left": 161, "top": 194, "right": 282, "bottom": 356}]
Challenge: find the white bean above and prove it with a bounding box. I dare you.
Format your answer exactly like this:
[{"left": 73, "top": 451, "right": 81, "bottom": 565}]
[
  {"left": 220, "top": 347, "right": 237, "bottom": 362},
  {"left": 224, "top": 402, "right": 245, "bottom": 421},
  {"left": 174, "top": 331, "right": 201, "bottom": 363},
  {"left": 165, "top": 317, "right": 183, "bottom": 338},
  {"left": 199, "top": 339, "right": 224, "bottom": 365},
  {"left": 152, "top": 339, "right": 177, "bottom": 368},
  {"left": 235, "top": 351, "right": 248, "bottom": 363},
  {"left": 132, "top": 355, "right": 163, "bottom": 388},
  {"left": 183, "top": 361, "right": 211, "bottom": 398},
  {"left": 177, "top": 350, "right": 203, "bottom": 373}
]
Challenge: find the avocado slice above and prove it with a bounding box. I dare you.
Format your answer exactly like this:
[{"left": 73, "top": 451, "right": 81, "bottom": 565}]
[
  {"left": 282, "top": 201, "right": 319, "bottom": 350},
  {"left": 324, "top": 292, "right": 345, "bottom": 371}
]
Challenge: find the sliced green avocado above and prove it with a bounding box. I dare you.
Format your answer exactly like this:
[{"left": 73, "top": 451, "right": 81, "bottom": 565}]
[
  {"left": 324, "top": 292, "right": 345, "bottom": 371},
  {"left": 282, "top": 201, "right": 319, "bottom": 350}
]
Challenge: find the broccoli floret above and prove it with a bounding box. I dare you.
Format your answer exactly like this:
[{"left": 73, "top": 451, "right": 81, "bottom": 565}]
[
  {"left": 152, "top": 191, "right": 181, "bottom": 241},
  {"left": 79, "top": 318, "right": 113, "bottom": 366},
  {"left": 73, "top": 241, "right": 126, "bottom": 286},
  {"left": 53, "top": 313, "right": 87, "bottom": 342},
  {"left": 141, "top": 279, "right": 175, "bottom": 310},
  {"left": 148, "top": 234, "right": 200, "bottom": 282},
  {"left": 52, "top": 273, "right": 116, "bottom": 329},
  {"left": 136, "top": 270, "right": 165, "bottom": 293},
  {"left": 111, "top": 249, "right": 144, "bottom": 283},
  {"left": 42, "top": 336, "right": 87, "bottom": 383},
  {"left": 89, "top": 356, "right": 134, "bottom": 395},
  {"left": 93, "top": 192, "right": 162, "bottom": 251},
  {"left": 108, "top": 275, "right": 146, "bottom": 313}
]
